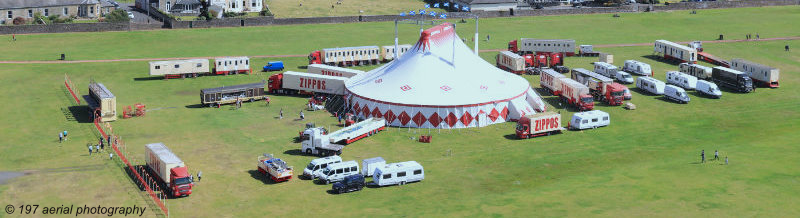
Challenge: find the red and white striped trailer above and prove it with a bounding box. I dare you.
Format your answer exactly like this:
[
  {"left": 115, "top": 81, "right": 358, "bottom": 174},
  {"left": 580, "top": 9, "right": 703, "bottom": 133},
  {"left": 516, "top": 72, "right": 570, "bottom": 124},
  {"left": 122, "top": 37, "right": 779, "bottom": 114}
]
[
  {"left": 654, "top": 40, "right": 697, "bottom": 63},
  {"left": 267, "top": 71, "right": 348, "bottom": 95},
  {"left": 306, "top": 64, "right": 365, "bottom": 78},
  {"left": 496, "top": 51, "right": 526, "bottom": 74},
  {"left": 540, "top": 69, "right": 567, "bottom": 95}
]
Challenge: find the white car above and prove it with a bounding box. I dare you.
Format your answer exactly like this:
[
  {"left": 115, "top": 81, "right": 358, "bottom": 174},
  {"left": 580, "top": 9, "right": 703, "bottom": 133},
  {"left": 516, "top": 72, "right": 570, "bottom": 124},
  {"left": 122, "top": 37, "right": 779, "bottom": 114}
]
[{"left": 127, "top": 12, "right": 134, "bottom": 19}]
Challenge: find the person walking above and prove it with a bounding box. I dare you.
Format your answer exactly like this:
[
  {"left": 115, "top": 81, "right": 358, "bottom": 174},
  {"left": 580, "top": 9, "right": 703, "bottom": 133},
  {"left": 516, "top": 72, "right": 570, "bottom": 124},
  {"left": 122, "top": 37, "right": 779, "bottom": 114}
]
[
  {"left": 756, "top": 33, "right": 759, "bottom": 40},
  {"left": 786, "top": 45, "right": 790, "bottom": 52},
  {"left": 95, "top": 145, "right": 100, "bottom": 154},
  {"left": 88, "top": 144, "right": 93, "bottom": 156},
  {"left": 714, "top": 150, "right": 719, "bottom": 161},
  {"left": 100, "top": 140, "right": 105, "bottom": 150},
  {"left": 337, "top": 113, "right": 342, "bottom": 125},
  {"left": 109, "top": 153, "right": 114, "bottom": 160},
  {"left": 12, "top": 34, "right": 16, "bottom": 41},
  {"left": 725, "top": 156, "right": 728, "bottom": 165},
  {"left": 59, "top": 132, "right": 63, "bottom": 143},
  {"left": 487, "top": 34, "right": 490, "bottom": 41},
  {"left": 279, "top": 108, "right": 283, "bottom": 119},
  {"left": 300, "top": 111, "right": 305, "bottom": 120},
  {"left": 701, "top": 150, "right": 705, "bottom": 163},
  {"left": 197, "top": 171, "right": 202, "bottom": 181},
  {"left": 63, "top": 130, "right": 68, "bottom": 141}
]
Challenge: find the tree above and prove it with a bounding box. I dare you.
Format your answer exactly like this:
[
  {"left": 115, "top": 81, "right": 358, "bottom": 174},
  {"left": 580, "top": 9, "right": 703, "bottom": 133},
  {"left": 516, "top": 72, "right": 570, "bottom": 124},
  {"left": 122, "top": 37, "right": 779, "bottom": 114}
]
[
  {"left": 104, "top": 9, "right": 130, "bottom": 23},
  {"left": 12, "top": 17, "right": 26, "bottom": 25},
  {"left": 199, "top": 0, "right": 213, "bottom": 20}
]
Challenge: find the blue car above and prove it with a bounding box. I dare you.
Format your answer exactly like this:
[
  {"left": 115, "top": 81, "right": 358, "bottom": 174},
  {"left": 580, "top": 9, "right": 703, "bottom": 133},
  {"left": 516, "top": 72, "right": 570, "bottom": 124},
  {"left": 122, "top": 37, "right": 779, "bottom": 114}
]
[{"left": 263, "top": 61, "right": 284, "bottom": 72}]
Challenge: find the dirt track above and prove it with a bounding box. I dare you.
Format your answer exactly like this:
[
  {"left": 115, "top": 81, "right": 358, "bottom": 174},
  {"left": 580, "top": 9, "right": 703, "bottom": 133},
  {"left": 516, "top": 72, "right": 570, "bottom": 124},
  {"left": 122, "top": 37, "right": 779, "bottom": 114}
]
[{"left": 1, "top": 37, "right": 797, "bottom": 64}]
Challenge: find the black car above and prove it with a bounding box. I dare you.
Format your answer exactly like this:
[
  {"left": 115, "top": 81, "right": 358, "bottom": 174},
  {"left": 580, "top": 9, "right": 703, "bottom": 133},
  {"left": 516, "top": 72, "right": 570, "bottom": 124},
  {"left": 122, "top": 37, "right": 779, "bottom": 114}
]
[{"left": 332, "top": 174, "right": 365, "bottom": 194}]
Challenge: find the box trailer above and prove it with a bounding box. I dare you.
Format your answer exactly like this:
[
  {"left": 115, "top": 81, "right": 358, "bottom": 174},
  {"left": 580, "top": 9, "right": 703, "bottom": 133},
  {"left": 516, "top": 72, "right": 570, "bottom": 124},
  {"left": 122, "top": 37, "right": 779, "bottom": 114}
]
[
  {"left": 730, "top": 58, "right": 779, "bottom": 88},
  {"left": 361, "top": 157, "right": 386, "bottom": 177},
  {"left": 86, "top": 82, "right": 117, "bottom": 122},
  {"left": 508, "top": 38, "right": 575, "bottom": 56},
  {"left": 200, "top": 82, "right": 267, "bottom": 107},
  {"left": 679, "top": 63, "right": 712, "bottom": 80},
  {"left": 712, "top": 66, "right": 754, "bottom": 93},
  {"left": 145, "top": 143, "right": 193, "bottom": 197},
  {"left": 540, "top": 68, "right": 566, "bottom": 95},
  {"left": 558, "top": 78, "right": 594, "bottom": 111},
  {"left": 579, "top": 45, "right": 601, "bottom": 57},
  {"left": 307, "top": 64, "right": 365, "bottom": 78},
  {"left": 496, "top": 51, "right": 526, "bottom": 74},
  {"left": 213, "top": 56, "right": 250, "bottom": 75},
  {"left": 268, "top": 71, "right": 348, "bottom": 95},
  {"left": 515, "top": 112, "right": 565, "bottom": 139},
  {"left": 148, "top": 59, "right": 210, "bottom": 79},
  {"left": 257, "top": 154, "right": 293, "bottom": 182},
  {"left": 301, "top": 118, "right": 386, "bottom": 156},
  {"left": 380, "top": 44, "right": 412, "bottom": 62},
  {"left": 654, "top": 40, "right": 697, "bottom": 63},
  {"left": 308, "top": 46, "right": 381, "bottom": 67}
]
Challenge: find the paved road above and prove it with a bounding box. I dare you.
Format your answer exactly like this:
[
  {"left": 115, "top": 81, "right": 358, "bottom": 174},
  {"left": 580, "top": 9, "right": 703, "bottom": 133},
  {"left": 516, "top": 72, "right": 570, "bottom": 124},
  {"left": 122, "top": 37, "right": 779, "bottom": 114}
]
[
  {"left": 0, "top": 36, "right": 796, "bottom": 64},
  {"left": 118, "top": 2, "right": 161, "bottom": 24},
  {"left": 0, "top": 172, "right": 25, "bottom": 184}
]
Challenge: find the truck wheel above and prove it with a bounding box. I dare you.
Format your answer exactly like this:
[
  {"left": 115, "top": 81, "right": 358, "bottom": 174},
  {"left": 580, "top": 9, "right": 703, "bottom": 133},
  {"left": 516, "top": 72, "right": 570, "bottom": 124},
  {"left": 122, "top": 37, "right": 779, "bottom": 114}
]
[
  {"left": 326, "top": 180, "right": 330, "bottom": 185},
  {"left": 336, "top": 151, "right": 342, "bottom": 155},
  {"left": 400, "top": 181, "right": 406, "bottom": 186},
  {"left": 305, "top": 149, "right": 312, "bottom": 155}
]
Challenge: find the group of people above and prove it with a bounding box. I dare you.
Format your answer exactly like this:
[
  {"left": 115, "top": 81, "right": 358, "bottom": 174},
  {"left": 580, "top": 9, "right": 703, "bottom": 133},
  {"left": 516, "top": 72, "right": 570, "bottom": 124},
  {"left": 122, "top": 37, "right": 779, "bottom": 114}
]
[
  {"left": 746, "top": 33, "right": 760, "bottom": 40},
  {"left": 700, "top": 149, "right": 728, "bottom": 165},
  {"left": 58, "top": 130, "right": 68, "bottom": 143}
]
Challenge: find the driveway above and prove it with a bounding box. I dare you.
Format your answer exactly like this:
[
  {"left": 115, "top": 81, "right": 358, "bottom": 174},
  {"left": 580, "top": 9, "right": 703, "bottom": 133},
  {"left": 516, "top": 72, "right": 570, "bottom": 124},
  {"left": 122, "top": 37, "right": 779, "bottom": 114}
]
[{"left": 117, "top": 2, "right": 162, "bottom": 24}]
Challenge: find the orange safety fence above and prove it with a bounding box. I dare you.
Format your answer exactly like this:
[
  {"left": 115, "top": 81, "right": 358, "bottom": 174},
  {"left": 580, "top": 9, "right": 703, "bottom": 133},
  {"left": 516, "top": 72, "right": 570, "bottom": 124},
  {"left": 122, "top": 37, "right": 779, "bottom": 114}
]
[{"left": 64, "top": 74, "right": 81, "bottom": 104}]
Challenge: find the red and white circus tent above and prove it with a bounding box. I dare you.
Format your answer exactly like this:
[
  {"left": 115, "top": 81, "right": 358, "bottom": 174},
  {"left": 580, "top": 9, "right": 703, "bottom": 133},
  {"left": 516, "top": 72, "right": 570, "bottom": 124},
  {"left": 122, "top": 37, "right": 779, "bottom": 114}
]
[{"left": 344, "top": 23, "right": 546, "bottom": 128}]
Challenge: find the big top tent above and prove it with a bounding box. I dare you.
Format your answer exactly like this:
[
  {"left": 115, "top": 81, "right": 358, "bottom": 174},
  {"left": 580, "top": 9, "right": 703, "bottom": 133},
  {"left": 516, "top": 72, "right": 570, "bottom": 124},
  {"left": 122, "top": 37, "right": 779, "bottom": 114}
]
[{"left": 344, "top": 23, "right": 546, "bottom": 128}]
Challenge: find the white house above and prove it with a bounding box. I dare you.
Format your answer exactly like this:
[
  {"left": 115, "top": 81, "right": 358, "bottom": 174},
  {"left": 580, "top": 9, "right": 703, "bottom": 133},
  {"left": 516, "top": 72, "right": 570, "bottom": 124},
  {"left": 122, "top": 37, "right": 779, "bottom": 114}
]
[
  {"left": 451, "top": 0, "right": 518, "bottom": 12},
  {"left": 136, "top": 0, "right": 261, "bottom": 14}
]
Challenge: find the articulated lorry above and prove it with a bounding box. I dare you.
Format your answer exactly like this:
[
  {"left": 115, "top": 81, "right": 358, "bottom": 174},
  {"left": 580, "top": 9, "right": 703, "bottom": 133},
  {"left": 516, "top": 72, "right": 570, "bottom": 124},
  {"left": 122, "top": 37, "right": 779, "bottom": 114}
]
[
  {"left": 712, "top": 67, "right": 754, "bottom": 93},
  {"left": 301, "top": 118, "right": 386, "bottom": 156}
]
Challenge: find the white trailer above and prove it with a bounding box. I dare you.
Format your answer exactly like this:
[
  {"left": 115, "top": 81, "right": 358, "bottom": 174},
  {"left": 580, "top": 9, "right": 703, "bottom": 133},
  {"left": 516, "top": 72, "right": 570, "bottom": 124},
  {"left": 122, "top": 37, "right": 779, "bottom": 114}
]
[
  {"left": 300, "top": 118, "right": 386, "bottom": 156},
  {"left": 654, "top": 40, "right": 697, "bottom": 63},
  {"left": 540, "top": 68, "right": 566, "bottom": 95},
  {"left": 496, "top": 51, "right": 526, "bottom": 74},
  {"left": 730, "top": 58, "right": 780, "bottom": 88},
  {"left": 636, "top": 76, "right": 666, "bottom": 95},
  {"left": 148, "top": 59, "right": 210, "bottom": 78},
  {"left": 517, "top": 39, "right": 575, "bottom": 54},
  {"left": 144, "top": 142, "right": 194, "bottom": 197},
  {"left": 679, "top": 63, "right": 713, "bottom": 80},
  {"left": 381, "top": 44, "right": 412, "bottom": 62},
  {"left": 306, "top": 64, "right": 365, "bottom": 78},
  {"left": 361, "top": 157, "right": 386, "bottom": 177},
  {"left": 593, "top": 62, "right": 630, "bottom": 83},
  {"left": 321, "top": 46, "right": 381, "bottom": 66},
  {"left": 373, "top": 161, "right": 424, "bottom": 186},
  {"left": 280, "top": 71, "right": 348, "bottom": 95},
  {"left": 568, "top": 110, "right": 610, "bottom": 130},
  {"left": 622, "top": 60, "right": 653, "bottom": 76},
  {"left": 213, "top": 56, "right": 250, "bottom": 75},
  {"left": 328, "top": 118, "right": 386, "bottom": 144},
  {"left": 666, "top": 71, "right": 698, "bottom": 90}
]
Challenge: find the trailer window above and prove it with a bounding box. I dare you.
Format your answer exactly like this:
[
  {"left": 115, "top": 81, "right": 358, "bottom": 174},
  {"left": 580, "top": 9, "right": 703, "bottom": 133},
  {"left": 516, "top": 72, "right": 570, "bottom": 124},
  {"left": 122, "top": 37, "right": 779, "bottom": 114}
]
[
  {"left": 603, "top": 116, "right": 608, "bottom": 121},
  {"left": 174, "top": 64, "right": 179, "bottom": 68},
  {"left": 582, "top": 120, "right": 588, "bottom": 124},
  {"left": 350, "top": 166, "right": 357, "bottom": 172},
  {"left": 336, "top": 169, "right": 343, "bottom": 174},
  {"left": 383, "top": 174, "right": 391, "bottom": 179},
  {"left": 344, "top": 167, "right": 350, "bottom": 173},
  {"left": 197, "top": 63, "right": 202, "bottom": 67},
  {"left": 155, "top": 66, "right": 160, "bottom": 69},
  {"left": 246, "top": 60, "right": 249, "bottom": 65},
  {"left": 592, "top": 118, "right": 598, "bottom": 122},
  {"left": 413, "top": 170, "right": 422, "bottom": 175},
  {"left": 397, "top": 172, "right": 406, "bottom": 177},
  {"left": 321, "top": 164, "right": 327, "bottom": 168}
]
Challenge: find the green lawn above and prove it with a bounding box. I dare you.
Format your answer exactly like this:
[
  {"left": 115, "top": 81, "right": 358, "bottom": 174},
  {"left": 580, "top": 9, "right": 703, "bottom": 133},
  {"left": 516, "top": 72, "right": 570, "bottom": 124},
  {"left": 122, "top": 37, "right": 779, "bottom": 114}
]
[{"left": 1, "top": 6, "right": 799, "bottom": 217}]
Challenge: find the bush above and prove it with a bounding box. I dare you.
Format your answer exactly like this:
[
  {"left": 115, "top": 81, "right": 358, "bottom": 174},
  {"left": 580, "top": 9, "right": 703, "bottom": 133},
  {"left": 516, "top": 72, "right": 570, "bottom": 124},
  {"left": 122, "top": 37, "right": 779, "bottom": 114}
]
[
  {"left": 12, "top": 17, "right": 26, "bottom": 25},
  {"left": 223, "top": 11, "right": 246, "bottom": 18},
  {"left": 104, "top": 9, "right": 130, "bottom": 23},
  {"left": 259, "top": 9, "right": 272, "bottom": 16}
]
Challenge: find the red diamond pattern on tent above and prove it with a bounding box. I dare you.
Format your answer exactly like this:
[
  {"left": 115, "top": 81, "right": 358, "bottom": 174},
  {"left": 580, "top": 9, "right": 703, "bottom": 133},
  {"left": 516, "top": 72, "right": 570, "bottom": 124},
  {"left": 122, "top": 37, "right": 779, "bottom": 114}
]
[
  {"left": 371, "top": 107, "right": 382, "bottom": 118},
  {"left": 353, "top": 102, "right": 360, "bottom": 116},
  {"left": 412, "top": 112, "right": 427, "bottom": 127},
  {"left": 384, "top": 110, "right": 396, "bottom": 123},
  {"left": 444, "top": 112, "right": 458, "bottom": 127},
  {"left": 460, "top": 111, "right": 473, "bottom": 126},
  {"left": 400, "top": 85, "right": 412, "bottom": 91},
  {"left": 362, "top": 105, "right": 371, "bottom": 118},
  {"left": 398, "top": 111, "right": 411, "bottom": 126},
  {"left": 489, "top": 108, "right": 500, "bottom": 122},
  {"left": 374, "top": 78, "right": 382, "bottom": 83},
  {"left": 428, "top": 112, "right": 442, "bottom": 127},
  {"left": 500, "top": 107, "right": 509, "bottom": 120},
  {"left": 440, "top": 85, "right": 452, "bottom": 91}
]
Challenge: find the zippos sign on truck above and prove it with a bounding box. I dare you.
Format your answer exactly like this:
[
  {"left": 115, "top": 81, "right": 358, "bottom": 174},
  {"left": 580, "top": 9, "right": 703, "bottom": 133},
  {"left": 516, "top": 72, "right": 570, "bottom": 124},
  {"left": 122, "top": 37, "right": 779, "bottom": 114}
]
[
  {"left": 516, "top": 112, "right": 565, "bottom": 139},
  {"left": 281, "top": 71, "right": 348, "bottom": 95},
  {"left": 306, "top": 64, "right": 365, "bottom": 78}
]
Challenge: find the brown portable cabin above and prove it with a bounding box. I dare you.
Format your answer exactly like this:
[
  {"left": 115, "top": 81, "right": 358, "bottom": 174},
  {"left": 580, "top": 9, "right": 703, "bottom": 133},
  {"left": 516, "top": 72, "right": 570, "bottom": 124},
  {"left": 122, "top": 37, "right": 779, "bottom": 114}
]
[{"left": 201, "top": 82, "right": 267, "bottom": 107}]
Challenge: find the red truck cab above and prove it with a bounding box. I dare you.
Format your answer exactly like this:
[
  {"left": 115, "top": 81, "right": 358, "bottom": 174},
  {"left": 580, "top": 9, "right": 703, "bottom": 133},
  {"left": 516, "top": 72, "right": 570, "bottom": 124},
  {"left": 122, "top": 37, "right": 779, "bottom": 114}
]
[
  {"left": 508, "top": 40, "right": 519, "bottom": 53},
  {"left": 578, "top": 94, "right": 594, "bottom": 111},
  {"left": 308, "top": 51, "right": 322, "bottom": 65},
  {"left": 267, "top": 73, "right": 283, "bottom": 93},
  {"left": 548, "top": 52, "right": 563, "bottom": 67},
  {"left": 515, "top": 117, "right": 532, "bottom": 139},
  {"left": 170, "top": 167, "right": 193, "bottom": 197},
  {"left": 606, "top": 83, "right": 626, "bottom": 106}
]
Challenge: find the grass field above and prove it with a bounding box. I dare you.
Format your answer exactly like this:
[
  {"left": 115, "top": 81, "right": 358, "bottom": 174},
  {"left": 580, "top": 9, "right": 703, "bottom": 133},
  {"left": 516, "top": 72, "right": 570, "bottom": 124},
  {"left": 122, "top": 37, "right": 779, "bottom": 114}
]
[{"left": 1, "top": 6, "right": 799, "bottom": 217}]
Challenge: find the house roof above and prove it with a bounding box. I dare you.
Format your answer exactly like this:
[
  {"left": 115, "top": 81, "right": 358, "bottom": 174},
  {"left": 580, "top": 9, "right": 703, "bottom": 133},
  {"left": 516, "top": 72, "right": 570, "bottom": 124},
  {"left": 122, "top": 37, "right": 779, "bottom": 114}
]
[
  {"left": 175, "top": 0, "right": 201, "bottom": 6},
  {"left": 457, "top": 0, "right": 518, "bottom": 4},
  {"left": 0, "top": 0, "right": 100, "bottom": 9},
  {"left": 100, "top": 0, "right": 117, "bottom": 7}
]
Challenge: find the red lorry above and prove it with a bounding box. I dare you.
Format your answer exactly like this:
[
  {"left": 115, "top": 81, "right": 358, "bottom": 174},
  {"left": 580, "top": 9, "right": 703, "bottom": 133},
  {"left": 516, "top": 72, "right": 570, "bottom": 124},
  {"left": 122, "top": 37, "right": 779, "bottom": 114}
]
[
  {"left": 515, "top": 112, "right": 565, "bottom": 139},
  {"left": 558, "top": 78, "right": 594, "bottom": 111},
  {"left": 586, "top": 78, "right": 626, "bottom": 106},
  {"left": 145, "top": 143, "right": 194, "bottom": 198},
  {"left": 267, "top": 71, "right": 348, "bottom": 95}
]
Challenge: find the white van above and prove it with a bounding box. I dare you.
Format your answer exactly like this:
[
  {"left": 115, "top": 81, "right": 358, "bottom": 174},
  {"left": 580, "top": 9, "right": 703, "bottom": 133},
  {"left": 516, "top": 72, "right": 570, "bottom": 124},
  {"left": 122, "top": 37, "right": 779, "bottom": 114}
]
[
  {"left": 373, "top": 161, "right": 424, "bottom": 186},
  {"left": 696, "top": 80, "right": 722, "bottom": 99},
  {"left": 622, "top": 60, "right": 652, "bottom": 76},
  {"left": 664, "top": 85, "right": 690, "bottom": 104},
  {"left": 568, "top": 110, "right": 610, "bottom": 130},
  {"left": 316, "top": 160, "right": 360, "bottom": 184},
  {"left": 303, "top": 156, "right": 342, "bottom": 179},
  {"left": 666, "top": 71, "right": 698, "bottom": 90},
  {"left": 617, "top": 71, "right": 634, "bottom": 84},
  {"left": 361, "top": 157, "right": 386, "bottom": 177},
  {"left": 636, "top": 76, "right": 666, "bottom": 95}
]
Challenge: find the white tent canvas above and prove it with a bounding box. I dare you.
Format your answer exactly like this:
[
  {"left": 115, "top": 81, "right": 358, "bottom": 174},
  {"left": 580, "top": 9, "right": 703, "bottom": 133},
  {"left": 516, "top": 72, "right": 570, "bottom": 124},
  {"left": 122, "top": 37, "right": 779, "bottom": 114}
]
[{"left": 345, "top": 23, "right": 545, "bottom": 128}]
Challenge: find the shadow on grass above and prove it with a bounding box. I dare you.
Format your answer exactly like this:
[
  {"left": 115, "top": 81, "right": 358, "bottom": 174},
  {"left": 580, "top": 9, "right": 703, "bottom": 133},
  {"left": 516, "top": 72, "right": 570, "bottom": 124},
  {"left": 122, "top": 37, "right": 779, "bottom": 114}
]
[
  {"left": 185, "top": 104, "right": 206, "bottom": 109},
  {"left": 297, "top": 66, "right": 308, "bottom": 70},
  {"left": 67, "top": 105, "right": 94, "bottom": 123},
  {"left": 631, "top": 87, "right": 658, "bottom": 96},
  {"left": 246, "top": 169, "right": 280, "bottom": 185},
  {"left": 642, "top": 54, "right": 683, "bottom": 65},
  {"left": 503, "top": 134, "right": 519, "bottom": 140},
  {"left": 541, "top": 97, "right": 581, "bottom": 113},
  {"left": 283, "top": 149, "right": 306, "bottom": 156},
  {"left": 133, "top": 76, "right": 165, "bottom": 81}
]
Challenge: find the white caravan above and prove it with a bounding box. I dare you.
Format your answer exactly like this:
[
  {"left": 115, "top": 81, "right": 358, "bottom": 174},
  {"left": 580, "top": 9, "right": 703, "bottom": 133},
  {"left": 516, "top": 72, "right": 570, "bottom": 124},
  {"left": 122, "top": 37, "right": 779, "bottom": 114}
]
[
  {"left": 622, "top": 60, "right": 652, "bottom": 76},
  {"left": 568, "top": 110, "right": 610, "bottom": 130},
  {"left": 302, "top": 156, "right": 342, "bottom": 179},
  {"left": 373, "top": 161, "right": 424, "bottom": 186},
  {"left": 636, "top": 76, "right": 666, "bottom": 95},
  {"left": 361, "top": 157, "right": 386, "bottom": 177},
  {"left": 594, "top": 62, "right": 631, "bottom": 83},
  {"left": 666, "top": 71, "right": 698, "bottom": 90},
  {"left": 695, "top": 80, "right": 722, "bottom": 99},
  {"left": 664, "top": 85, "right": 690, "bottom": 104},
  {"left": 316, "top": 160, "right": 360, "bottom": 184},
  {"left": 679, "top": 63, "right": 713, "bottom": 80}
]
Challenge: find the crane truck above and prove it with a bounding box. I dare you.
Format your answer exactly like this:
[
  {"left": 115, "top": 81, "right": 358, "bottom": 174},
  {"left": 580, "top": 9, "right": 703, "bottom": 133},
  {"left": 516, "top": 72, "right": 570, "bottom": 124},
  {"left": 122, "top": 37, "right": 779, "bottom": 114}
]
[
  {"left": 301, "top": 118, "right": 386, "bottom": 156},
  {"left": 145, "top": 143, "right": 194, "bottom": 198}
]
